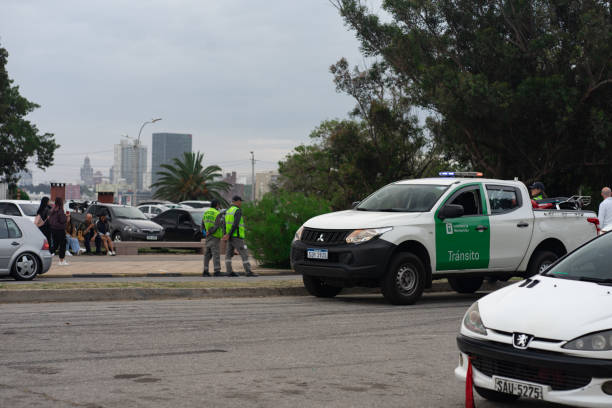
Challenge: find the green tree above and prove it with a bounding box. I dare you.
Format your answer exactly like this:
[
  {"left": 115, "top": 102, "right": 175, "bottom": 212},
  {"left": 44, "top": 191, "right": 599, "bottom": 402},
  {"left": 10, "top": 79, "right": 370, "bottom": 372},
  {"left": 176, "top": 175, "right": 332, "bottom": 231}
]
[
  {"left": 151, "top": 152, "right": 231, "bottom": 204},
  {"left": 0, "top": 44, "right": 59, "bottom": 183},
  {"left": 242, "top": 191, "right": 332, "bottom": 267},
  {"left": 332, "top": 0, "right": 612, "bottom": 196},
  {"left": 279, "top": 60, "right": 446, "bottom": 210}
]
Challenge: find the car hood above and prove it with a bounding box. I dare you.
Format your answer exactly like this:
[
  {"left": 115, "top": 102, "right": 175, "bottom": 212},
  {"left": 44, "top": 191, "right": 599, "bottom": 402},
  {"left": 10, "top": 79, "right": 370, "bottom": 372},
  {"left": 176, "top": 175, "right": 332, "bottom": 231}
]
[
  {"left": 480, "top": 276, "right": 612, "bottom": 341},
  {"left": 118, "top": 219, "right": 164, "bottom": 230},
  {"left": 303, "top": 210, "right": 426, "bottom": 230}
]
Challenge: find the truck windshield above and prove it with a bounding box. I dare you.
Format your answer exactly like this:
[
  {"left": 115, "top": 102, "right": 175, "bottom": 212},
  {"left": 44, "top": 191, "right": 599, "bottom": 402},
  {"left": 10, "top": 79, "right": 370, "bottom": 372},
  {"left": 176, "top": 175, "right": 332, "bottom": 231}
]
[
  {"left": 112, "top": 207, "right": 147, "bottom": 220},
  {"left": 356, "top": 184, "right": 448, "bottom": 212},
  {"left": 543, "top": 233, "right": 612, "bottom": 283}
]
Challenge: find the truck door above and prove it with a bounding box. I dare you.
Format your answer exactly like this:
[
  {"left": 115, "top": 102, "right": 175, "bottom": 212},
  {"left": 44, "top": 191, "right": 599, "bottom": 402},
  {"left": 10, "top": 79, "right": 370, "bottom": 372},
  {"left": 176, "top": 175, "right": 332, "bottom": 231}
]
[
  {"left": 435, "top": 184, "right": 490, "bottom": 271},
  {"left": 485, "top": 184, "right": 534, "bottom": 270}
]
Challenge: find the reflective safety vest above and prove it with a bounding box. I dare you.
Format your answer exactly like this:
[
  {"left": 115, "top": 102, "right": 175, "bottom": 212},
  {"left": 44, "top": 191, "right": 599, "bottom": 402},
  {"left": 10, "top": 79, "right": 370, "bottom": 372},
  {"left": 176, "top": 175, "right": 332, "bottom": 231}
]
[
  {"left": 203, "top": 207, "right": 222, "bottom": 239},
  {"left": 225, "top": 205, "right": 245, "bottom": 238},
  {"left": 533, "top": 194, "right": 543, "bottom": 201}
]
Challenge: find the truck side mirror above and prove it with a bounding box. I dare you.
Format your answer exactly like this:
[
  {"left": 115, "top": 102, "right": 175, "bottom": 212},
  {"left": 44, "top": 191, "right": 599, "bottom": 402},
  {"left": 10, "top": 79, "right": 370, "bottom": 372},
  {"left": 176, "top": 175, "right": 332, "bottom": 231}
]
[
  {"left": 438, "top": 204, "right": 464, "bottom": 220},
  {"left": 351, "top": 201, "right": 361, "bottom": 209}
]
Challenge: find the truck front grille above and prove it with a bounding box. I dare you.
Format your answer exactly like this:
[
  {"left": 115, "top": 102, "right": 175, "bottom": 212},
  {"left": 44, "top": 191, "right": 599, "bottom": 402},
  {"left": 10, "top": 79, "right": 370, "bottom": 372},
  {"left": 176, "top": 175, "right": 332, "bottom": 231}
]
[{"left": 301, "top": 229, "right": 351, "bottom": 245}]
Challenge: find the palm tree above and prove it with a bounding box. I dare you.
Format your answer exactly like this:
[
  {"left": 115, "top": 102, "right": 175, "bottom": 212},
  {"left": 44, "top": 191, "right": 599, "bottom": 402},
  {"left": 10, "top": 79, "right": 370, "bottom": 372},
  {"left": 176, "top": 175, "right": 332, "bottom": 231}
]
[{"left": 152, "top": 152, "right": 231, "bottom": 205}]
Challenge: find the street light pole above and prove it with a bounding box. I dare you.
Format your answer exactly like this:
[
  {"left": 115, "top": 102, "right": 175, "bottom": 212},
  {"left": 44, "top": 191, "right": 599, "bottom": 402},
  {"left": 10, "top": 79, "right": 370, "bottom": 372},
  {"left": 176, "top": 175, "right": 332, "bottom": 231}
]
[
  {"left": 132, "top": 118, "right": 162, "bottom": 199},
  {"left": 250, "top": 151, "right": 255, "bottom": 202}
]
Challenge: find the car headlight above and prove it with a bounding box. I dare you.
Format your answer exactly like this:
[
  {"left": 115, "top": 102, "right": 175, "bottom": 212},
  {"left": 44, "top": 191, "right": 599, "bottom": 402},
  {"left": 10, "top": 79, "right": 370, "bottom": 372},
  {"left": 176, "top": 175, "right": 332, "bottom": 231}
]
[
  {"left": 463, "top": 302, "right": 487, "bottom": 335},
  {"left": 345, "top": 227, "right": 392, "bottom": 244},
  {"left": 564, "top": 330, "right": 612, "bottom": 351},
  {"left": 293, "top": 226, "right": 304, "bottom": 242},
  {"left": 123, "top": 226, "right": 138, "bottom": 232}
]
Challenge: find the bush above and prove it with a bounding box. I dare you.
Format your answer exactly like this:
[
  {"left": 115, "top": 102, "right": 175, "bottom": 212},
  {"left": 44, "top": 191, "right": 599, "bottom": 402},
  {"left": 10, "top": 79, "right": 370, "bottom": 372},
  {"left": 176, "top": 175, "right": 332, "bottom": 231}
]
[{"left": 242, "top": 191, "right": 332, "bottom": 268}]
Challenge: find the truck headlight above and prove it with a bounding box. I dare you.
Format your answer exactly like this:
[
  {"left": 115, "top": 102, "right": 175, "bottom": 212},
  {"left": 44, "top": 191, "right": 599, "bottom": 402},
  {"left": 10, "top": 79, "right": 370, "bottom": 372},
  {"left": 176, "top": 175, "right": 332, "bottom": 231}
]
[
  {"left": 463, "top": 302, "right": 487, "bottom": 335},
  {"left": 345, "top": 227, "right": 392, "bottom": 244},
  {"left": 293, "top": 226, "right": 304, "bottom": 242},
  {"left": 564, "top": 330, "right": 612, "bottom": 351}
]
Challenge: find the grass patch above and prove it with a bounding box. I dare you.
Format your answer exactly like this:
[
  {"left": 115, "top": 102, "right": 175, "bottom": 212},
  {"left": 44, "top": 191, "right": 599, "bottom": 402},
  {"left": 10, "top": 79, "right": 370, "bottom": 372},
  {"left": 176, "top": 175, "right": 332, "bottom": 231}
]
[{"left": 0, "top": 279, "right": 302, "bottom": 291}]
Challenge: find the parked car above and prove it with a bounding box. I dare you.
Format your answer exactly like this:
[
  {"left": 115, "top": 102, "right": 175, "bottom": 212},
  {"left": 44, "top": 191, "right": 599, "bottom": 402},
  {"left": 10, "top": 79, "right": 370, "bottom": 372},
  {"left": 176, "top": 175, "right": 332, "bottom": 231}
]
[
  {"left": 137, "top": 204, "right": 169, "bottom": 219},
  {"left": 70, "top": 203, "right": 164, "bottom": 242},
  {"left": 456, "top": 232, "right": 612, "bottom": 407},
  {"left": 0, "top": 200, "right": 41, "bottom": 223},
  {"left": 152, "top": 208, "right": 205, "bottom": 241},
  {"left": 0, "top": 215, "right": 52, "bottom": 280},
  {"left": 179, "top": 200, "right": 211, "bottom": 209},
  {"left": 292, "top": 173, "right": 598, "bottom": 305}
]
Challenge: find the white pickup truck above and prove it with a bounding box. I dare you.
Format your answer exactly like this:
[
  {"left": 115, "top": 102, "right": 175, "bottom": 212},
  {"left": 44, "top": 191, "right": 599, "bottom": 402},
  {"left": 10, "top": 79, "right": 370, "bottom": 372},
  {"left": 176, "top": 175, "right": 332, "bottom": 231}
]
[{"left": 291, "top": 175, "right": 599, "bottom": 305}]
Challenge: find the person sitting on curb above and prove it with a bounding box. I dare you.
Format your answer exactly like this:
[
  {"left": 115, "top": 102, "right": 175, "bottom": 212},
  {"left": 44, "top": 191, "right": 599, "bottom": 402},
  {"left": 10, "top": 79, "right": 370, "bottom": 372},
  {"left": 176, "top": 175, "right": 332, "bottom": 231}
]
[
  {"left": 81, "top": 213, "right": 102, "bottom": 255},
  {"left": 65, "top": 213, "right": 84, "bottom": 256},
  {"left": 96, "top": 214, "right": 116, "bottom": 256}
]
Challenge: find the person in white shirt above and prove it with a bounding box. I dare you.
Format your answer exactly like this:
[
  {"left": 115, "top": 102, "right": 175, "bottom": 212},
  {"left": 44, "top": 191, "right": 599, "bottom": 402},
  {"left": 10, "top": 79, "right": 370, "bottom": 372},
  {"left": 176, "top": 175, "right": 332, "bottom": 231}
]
[{"left": 598, "top": 187, "right": 612, "bottom": 232}]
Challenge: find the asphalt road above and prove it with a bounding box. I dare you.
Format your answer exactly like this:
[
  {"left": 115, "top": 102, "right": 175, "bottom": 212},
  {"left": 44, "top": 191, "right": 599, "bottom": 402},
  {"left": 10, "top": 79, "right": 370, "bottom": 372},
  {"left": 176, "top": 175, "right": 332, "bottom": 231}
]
[{"left": 0, "top": 295, "right": 563, "bottom": 408}]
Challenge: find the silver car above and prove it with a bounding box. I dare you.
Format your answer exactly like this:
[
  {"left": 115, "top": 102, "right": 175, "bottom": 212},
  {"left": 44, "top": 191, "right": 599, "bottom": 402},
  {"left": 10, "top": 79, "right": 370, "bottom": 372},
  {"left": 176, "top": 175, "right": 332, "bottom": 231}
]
[{"left": 0, "top": 215, "right": 52, "bottom": 280}]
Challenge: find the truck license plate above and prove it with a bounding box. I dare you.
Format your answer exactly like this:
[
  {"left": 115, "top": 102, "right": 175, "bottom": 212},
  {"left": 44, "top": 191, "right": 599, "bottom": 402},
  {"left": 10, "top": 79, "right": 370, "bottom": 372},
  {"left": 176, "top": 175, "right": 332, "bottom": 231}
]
[
  {"left": 146, "top": 235, "right": 158, "bottom": 241},
  {"left": 307, "top": 249, "right": 328, "bottom": 260},
  {"left": 493, "top": 376, "right": 544, "bottom": 399}
]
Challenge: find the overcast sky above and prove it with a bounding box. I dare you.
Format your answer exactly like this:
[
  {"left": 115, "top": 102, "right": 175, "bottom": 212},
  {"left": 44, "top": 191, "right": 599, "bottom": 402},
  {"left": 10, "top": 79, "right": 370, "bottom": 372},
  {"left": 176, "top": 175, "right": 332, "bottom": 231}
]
[{"left": 0, "top": 0, "right": 382, "bottom": 184}]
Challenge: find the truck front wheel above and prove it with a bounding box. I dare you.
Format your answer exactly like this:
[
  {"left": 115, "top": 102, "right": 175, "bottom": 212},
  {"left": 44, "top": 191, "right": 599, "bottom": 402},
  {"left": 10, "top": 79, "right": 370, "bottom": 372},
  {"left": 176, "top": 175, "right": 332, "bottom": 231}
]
[
  {"left": 381, "top": 253, "right": 425, "bottom": 305},
  {"left": 303, "top": 275, "right": 342, "bottom": 298},
  {"left": 448, "top": 277, "right": 484, "bottom": 294}
]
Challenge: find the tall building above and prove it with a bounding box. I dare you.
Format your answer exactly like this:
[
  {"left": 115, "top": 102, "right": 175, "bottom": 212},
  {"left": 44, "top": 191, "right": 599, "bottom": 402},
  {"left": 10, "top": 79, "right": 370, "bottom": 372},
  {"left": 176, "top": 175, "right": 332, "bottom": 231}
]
[
  {"left": 80, "top": 157, "right": 94, "bottom": 185},
  {"left": 151, "top": 133, "right": 192, "bottom": 188},
  {"left": 113, "top": 139, "right": 148, "bottom": 191},
  {"left": 255, "top": 171, "right": 280, "bottom": 201}
]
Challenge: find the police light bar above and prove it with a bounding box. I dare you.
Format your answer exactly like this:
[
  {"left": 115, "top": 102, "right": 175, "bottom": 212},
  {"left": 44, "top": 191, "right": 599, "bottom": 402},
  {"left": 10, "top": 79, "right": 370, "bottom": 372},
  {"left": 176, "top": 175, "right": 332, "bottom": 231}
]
[{"left": 439, "top": 171, "right": 483, "bottom": 178}]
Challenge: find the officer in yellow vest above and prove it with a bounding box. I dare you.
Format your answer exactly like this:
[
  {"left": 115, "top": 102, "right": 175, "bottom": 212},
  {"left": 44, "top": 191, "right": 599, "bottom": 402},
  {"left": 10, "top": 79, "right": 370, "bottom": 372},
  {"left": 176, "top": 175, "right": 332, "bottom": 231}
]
[
  {"left": 222, "top": 196, "right": 256, "bottom": 277},
  {"left": 202, "top": 199, "right": 224, "bottom": 277}
]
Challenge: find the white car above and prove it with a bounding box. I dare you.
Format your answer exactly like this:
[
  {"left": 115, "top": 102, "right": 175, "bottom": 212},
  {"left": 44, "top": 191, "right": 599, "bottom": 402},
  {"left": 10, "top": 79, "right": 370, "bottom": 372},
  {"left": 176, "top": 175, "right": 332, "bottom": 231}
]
[
  {"left": 0, "top": 200, "right": 41, "bottom": 223},
  {"left": 137, "top": 204, "right": 170, "bottom": 219},
  {"left": 179, "top": 200, "right": 211, "bottom": 209},
  {"left": 292, "top": 173, "right": 598, "bottom": 304},
  {"left": 456, "top": 232, "right": 612, "bottom": 407}
]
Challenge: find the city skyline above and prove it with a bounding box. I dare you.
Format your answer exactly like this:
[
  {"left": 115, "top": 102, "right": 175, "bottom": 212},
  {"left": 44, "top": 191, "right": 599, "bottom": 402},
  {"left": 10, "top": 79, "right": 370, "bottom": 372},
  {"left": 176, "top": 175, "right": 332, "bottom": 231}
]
[{"left": 0, "top": 1, "right": 374, "bottom": 185}]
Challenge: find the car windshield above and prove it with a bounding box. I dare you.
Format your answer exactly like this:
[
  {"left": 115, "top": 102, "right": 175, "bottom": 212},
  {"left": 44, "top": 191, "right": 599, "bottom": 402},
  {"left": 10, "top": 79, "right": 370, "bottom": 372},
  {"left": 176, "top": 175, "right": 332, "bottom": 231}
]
[
  {"left": 19, "top": 203, "right": 39, "bottom": 216},
  {"left": 189, "top": 210, "right": 205, "bottom": 224},
  {"left": 356, "top": 184, "right": 448, "bottom": 212},
  {"left": 111, "top": 207, "right": 147, "bottom": 220},
  {"left": 543, "top": 233, "right": 612, "bottom": 283}
]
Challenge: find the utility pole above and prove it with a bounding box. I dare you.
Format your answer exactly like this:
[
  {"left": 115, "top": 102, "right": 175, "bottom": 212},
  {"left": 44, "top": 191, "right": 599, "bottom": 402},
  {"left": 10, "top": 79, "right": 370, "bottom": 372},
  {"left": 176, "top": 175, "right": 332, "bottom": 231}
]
[{"left": 250, "top": 151, "right": 255, "bottom": 202}]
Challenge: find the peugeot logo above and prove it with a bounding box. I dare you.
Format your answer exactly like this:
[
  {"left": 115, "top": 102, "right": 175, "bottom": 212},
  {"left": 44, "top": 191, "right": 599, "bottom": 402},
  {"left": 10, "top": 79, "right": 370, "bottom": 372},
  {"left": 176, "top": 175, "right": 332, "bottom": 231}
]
[
  {"left": 317, "top": 233, "right": 325, "bottom": 242},
  {"left": 512, "top": 333, "right": 534, "bottom": 349}
]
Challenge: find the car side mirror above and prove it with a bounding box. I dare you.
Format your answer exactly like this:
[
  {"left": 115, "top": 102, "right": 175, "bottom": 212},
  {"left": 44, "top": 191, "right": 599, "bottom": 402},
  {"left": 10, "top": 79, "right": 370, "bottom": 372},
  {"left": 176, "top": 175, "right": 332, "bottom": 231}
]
[
  {"left": 351, "top": 201, "right": 361, "bottom": 209},
  {"left": 438, "top": 204, "right": 464, "bottom": 220}
]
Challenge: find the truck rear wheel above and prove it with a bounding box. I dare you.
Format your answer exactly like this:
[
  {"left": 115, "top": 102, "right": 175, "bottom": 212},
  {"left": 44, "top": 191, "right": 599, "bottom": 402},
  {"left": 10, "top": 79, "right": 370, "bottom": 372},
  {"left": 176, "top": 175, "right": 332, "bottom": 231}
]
[
  {"left": 527, "top": 250, "right": 559, "bottom": 276},
  {"left": 381, "top": 253, "right": 425, "bottom": 305},
  {"left": 303, "top": 275, "right": 342, "bottom": 298},
  {"left": 448, "top": 277, "right": 484, "bottom": 294}
]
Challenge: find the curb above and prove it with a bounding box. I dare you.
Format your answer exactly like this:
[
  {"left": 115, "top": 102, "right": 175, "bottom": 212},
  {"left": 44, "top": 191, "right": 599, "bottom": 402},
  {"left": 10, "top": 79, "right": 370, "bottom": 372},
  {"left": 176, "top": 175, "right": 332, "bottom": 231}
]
[
  {"left": 43, "top": 270, "right": 296, "bottom": 279},
  {"left": 0, "top": 280, "right": 513, "bottom": 303}
]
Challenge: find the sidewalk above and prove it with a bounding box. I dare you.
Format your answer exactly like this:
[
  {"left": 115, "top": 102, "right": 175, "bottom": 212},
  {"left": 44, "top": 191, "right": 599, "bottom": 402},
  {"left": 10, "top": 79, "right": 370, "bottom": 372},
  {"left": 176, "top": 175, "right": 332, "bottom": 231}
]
[{"left": 43, "top": 254, "right": 293, "bottom": 278}]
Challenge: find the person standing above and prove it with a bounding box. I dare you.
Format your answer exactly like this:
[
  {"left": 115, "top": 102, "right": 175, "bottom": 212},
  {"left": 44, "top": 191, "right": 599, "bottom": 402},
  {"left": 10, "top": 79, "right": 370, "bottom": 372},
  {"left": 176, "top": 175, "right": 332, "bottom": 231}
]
[
  {"left": 35, "top": 196, "right": 51, "bottom": 245},
  {"left": 82, "top": 213, "right": 102, "bottom": 254},
  {"left": 598, "top": 187, "right": 612, "bottom": 232},
  {"left": 529, "top": 181, "right": 546, "bottom": 201},
  {"left": 223, "top": 196, "right": 257, "bottom": 277},
  {"left": 48, "top": 197, "right": 68, "bottom": 265},
  {"left": 202, "top": 199, "right": 223, "bottom": 277}
]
